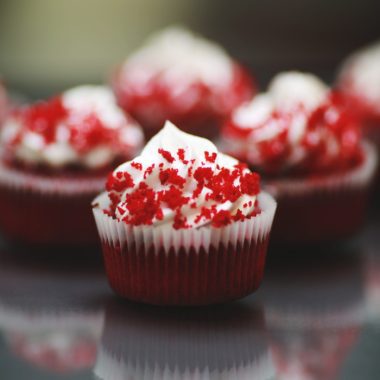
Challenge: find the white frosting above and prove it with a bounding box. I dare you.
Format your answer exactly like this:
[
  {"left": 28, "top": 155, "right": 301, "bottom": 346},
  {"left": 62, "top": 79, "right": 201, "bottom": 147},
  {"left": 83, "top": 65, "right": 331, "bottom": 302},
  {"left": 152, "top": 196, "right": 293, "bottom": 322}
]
[
  {"left": 62, "top": 86, "right": 128, "bottom": 130},
  {"left": 112, "top": 121, "right": 256, "bottom": 228},
  {"left": 1, "top": 86, "right": 144, "bottom": 169},
  {"left": 340, "top": 41, "right": 380, "bottom": 108},
  {"left": 0, "top": 81, "right": 7, "bottom": 123},
  {"left": 230, "top": 72, "right": 329, "bottom": 169},
  {"left": 269, "top": 71, "right": 328, "bottom": 112},
  {"left": 121, "top": 26, "right": 234, "bottom": 89}
]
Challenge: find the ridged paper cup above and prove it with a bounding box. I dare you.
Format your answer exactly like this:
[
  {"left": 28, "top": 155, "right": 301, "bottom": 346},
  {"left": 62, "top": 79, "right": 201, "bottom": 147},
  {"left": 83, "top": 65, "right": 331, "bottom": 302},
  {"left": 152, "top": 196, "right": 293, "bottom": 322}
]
[
  {"left": 265, "top": 141, "right": 378, "bottom": 244},
  {"left": 92, "top": 191, "right": 276, "bottom": 306},
  {"left": 0, "top": 160, "right": 106, "bottom": 245}
]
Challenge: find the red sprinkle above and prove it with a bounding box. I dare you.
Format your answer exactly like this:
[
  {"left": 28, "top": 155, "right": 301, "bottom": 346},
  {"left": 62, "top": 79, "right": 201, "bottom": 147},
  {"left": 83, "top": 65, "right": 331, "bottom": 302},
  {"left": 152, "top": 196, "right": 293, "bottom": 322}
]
[
  {"left": 107, "top": 148, "right": 261, "bottom": 229},
  {"left": 177, "top": 148, "right": 188, "bottom": 164},
  {"left": 204, "top": 151, "right": 217, "bottom": 163},
  {"left": 131, "top": 162, "right": 143, "bottom": 170},
  {"left": 158, "top": 148, "right": 174, "bottom": 163},
  {"left": 159, "top": 168, "right": 186, "bottom": 188}
]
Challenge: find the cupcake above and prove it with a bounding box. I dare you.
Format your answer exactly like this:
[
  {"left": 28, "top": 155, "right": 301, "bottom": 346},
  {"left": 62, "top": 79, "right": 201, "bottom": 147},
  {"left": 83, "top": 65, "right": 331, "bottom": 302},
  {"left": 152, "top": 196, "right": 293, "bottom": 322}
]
[
  {"left": 92, "top": 121, "right": 276, "bottom": 305},
  {"left": 0, "top": 85, "right": 144, "bottom": 245},
  {"left": 221, "top": 71, "right": 378, "bottom": 243},
  {"left": 0, "top": 79, "right": 9, "bottom": 125},
  {"left": 95, "top": 301, "right": 275, "bottom": 380},
  {"left": 111, "top": 26, "right": 255, "bottom": 140},
  {"left": 338, "top": 41, "right": 380, "bottom": 140},
  {"left": 260, "top": 252, "right": 364, "bottom": 380},
  {"left": 0, "top": 253, "right": 105, "bottom": 374}
]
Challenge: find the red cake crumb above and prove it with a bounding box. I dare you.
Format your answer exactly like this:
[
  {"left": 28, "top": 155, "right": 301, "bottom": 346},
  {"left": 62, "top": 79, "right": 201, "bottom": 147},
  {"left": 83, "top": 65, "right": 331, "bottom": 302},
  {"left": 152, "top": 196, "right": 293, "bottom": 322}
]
[
  {"left": 131, "top": 162, "right": 143, "bottom": 170},
  {"left": 212, "top": 210, "right": 232, "bottom": 227},
  {"left": 144, "top": 164, "right": 155, "bottom": 179},
  {"left": 204, "top": 151, "right": 217, "bottom": 163},
  {"left": 159, "top": 168, "right": 186, "bottom": 188},
  {"left": 106, "top": 171, "right": 134, "bottom": 192},
  {"left": 158, "top": 148, "right": 175, "bottom": 163},
  {"left": 23, "top": 97, "right": 67, "bottom": 144},
  {"left": 108, "top": 148, "right": 261, "bottom": 229},
  {"left": 177, "top": 148, "right": 188, "bottom": 164}
]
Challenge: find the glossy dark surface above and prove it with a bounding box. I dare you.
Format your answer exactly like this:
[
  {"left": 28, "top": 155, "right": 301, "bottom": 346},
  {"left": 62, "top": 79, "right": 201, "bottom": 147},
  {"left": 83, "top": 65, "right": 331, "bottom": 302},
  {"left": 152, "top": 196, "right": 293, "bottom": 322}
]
[{"left": 0, "top": 209, "right": 380, "bottom": 380}]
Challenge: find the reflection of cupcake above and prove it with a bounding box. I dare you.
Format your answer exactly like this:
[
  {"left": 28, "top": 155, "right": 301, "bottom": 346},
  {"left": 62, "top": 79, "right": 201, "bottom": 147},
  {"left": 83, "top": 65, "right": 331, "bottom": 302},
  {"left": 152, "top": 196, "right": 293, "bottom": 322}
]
[
  {"left": 261, "top": 252, "right": 364, "bottom": 380},
  {"left": 363, "top": 240, "right": 380, "bottom": 325},
  {"left": 0, "top": 254, "right": 105, "bottom": 374},
  {"left": 112, "top": 26, "right": 255, "bottom": 140},
  {"left": 95, "top": 301, "right": 274, "bottom": 380},
  {"left": 93, "top": 121, "right": 276, "bottom": 305},
  {"left": 0, "top": 85, "right": 144, "bottom": 245},
  {"left": 221, "top": 71, "right": 377, "bottom": 243},
  {"left": 338, "top": 42, "right": 380, "bottom": 140}
]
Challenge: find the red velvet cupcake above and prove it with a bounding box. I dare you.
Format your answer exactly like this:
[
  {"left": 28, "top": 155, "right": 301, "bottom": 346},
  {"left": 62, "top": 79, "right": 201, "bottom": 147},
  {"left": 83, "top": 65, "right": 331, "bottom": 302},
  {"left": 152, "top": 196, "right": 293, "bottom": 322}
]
[
  {"left": 221, "top": 71, "right": 378, "bottom": 243},
  {"left": 0, "top": 78, "right": 9, "bottom": 126},
  {"left": 338, "top": 41, "right": 380, "bottom": 142},
  {"left": 0, "top": 85, "right": 144, "bottom": 245},
  {"left": 111, "top": 26, "right": 255, "bottom": 140},
  {"left": 92, "top": 121, "right": 276, "bottom": 305}
]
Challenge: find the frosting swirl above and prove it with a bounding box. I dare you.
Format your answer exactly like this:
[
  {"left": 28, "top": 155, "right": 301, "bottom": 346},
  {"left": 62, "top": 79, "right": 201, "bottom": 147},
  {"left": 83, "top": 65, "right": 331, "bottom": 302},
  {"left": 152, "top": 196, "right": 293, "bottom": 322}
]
[
  {"left": 0, "top": 86, "right": 144, "bottom": 170},
  {"left": 222, "top": 72, "right": 361, "bottom": 176},
  {"left": 120, "top": 26, "right": 234, "bottom": 90},
  {"left": 338, "top": 41, "right": 380, "bottom": 120},
  {"left": 105, "top": 122, "right": 261, "bottom": 229}
]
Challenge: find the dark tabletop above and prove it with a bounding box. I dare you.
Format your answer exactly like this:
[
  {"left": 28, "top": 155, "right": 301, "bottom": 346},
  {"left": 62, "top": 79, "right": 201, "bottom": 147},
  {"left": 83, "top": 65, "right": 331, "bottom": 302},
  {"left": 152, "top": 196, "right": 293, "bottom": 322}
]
[{"left": 0, "top": 206, "right": 379, "bottom": 380}]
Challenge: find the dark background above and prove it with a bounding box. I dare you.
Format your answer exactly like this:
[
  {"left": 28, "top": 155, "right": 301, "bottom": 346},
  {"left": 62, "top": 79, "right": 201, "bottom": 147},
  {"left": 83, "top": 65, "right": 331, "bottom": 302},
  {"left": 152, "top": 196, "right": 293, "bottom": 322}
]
[{"left": 0, "top": 0, "right": 379, "bottom": 97}]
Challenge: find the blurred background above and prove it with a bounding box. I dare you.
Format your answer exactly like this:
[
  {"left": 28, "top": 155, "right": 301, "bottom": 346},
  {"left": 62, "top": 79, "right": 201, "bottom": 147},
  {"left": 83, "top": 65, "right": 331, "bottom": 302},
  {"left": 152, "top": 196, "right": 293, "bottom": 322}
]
[{"left": 0, "top": 0, "right": 379, "bottom": 98}]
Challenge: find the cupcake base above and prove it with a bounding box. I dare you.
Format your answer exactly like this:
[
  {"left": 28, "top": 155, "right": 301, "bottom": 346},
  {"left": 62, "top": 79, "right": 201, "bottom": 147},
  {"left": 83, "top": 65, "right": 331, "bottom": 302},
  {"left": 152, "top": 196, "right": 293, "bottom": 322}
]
[
  {"left": 265, "top": 142, "right": 377, "bottom": 244},
  {"left": 0, "top": 162, "right": 105, "bottom": 245},
  {"left": 93, "top": 192, "right": 276, "bottom": 306}
]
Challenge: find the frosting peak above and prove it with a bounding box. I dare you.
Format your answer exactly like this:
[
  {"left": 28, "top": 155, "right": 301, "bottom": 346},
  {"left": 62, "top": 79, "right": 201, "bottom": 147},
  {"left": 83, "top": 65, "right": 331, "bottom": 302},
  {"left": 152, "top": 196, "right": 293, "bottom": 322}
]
[
  {"left": 122, "top": 26, "right": 234, "bottom": 88},
  {"left": 339, "top": 41, "right": 380, "bottom": 115},
  {"left": 105, "top": 121, "right": 260, "bottom": 229},
  {"left": 269, "top": 71, "right": 328, "bottom": 112}
]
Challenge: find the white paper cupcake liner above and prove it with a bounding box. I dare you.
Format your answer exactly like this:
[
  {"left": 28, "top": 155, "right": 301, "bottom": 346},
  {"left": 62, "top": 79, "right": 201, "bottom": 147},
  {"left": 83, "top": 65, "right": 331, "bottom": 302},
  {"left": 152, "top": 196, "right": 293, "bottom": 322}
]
[{"left": 92, "top": 192, "right": 276, "bottom": 254}]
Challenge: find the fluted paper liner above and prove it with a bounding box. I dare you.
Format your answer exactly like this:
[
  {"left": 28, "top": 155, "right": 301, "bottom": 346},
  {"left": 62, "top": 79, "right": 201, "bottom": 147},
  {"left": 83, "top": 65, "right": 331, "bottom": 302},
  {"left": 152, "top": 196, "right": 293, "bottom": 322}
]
[
  {"left": 93, "top": 192, "right": 276, "bottom": 253},
  {"left": 265, "top": 141, "right": 377, "bottom": 197},
  {"left": 0, "top": 160, "right": 105, "bottom": 195}
]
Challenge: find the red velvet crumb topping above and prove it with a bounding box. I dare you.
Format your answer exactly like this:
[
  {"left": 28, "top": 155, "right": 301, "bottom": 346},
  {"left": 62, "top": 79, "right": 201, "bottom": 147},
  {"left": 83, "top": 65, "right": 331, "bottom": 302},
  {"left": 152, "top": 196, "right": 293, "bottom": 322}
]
[{"left": 106, "top": 149, "right": 261, "bottom": 229}]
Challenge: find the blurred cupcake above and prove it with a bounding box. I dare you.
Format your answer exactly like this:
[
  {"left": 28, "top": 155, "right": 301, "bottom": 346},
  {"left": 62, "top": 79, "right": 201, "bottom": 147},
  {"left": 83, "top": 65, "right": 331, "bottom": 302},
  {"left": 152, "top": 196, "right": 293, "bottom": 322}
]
[
  {"left": 221, "top": 71, "right": 377, "bottom": 243},
  {"left": 0, "top": 253, "right": 105, "bottom": 374},
  {"left": 0, "top": 85, "right": 144, "bottom": 245},
  {"left": 95, "top": 301, "right": 274, "bottom": 380},
  {"left": 0, "top": 78, "right": 10, "bottom": 126},
  {"left": 92, "top": 121, "right": 276, "bottom": 305},
  {"left": 260, "top": 252, "right": 364, "bottom": 380},
  {"left": 111, "top": 26, "right": 255, "bottom": 140},
  {"left": 338, "top": 41, "right": 380, "bottom": 140}
]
